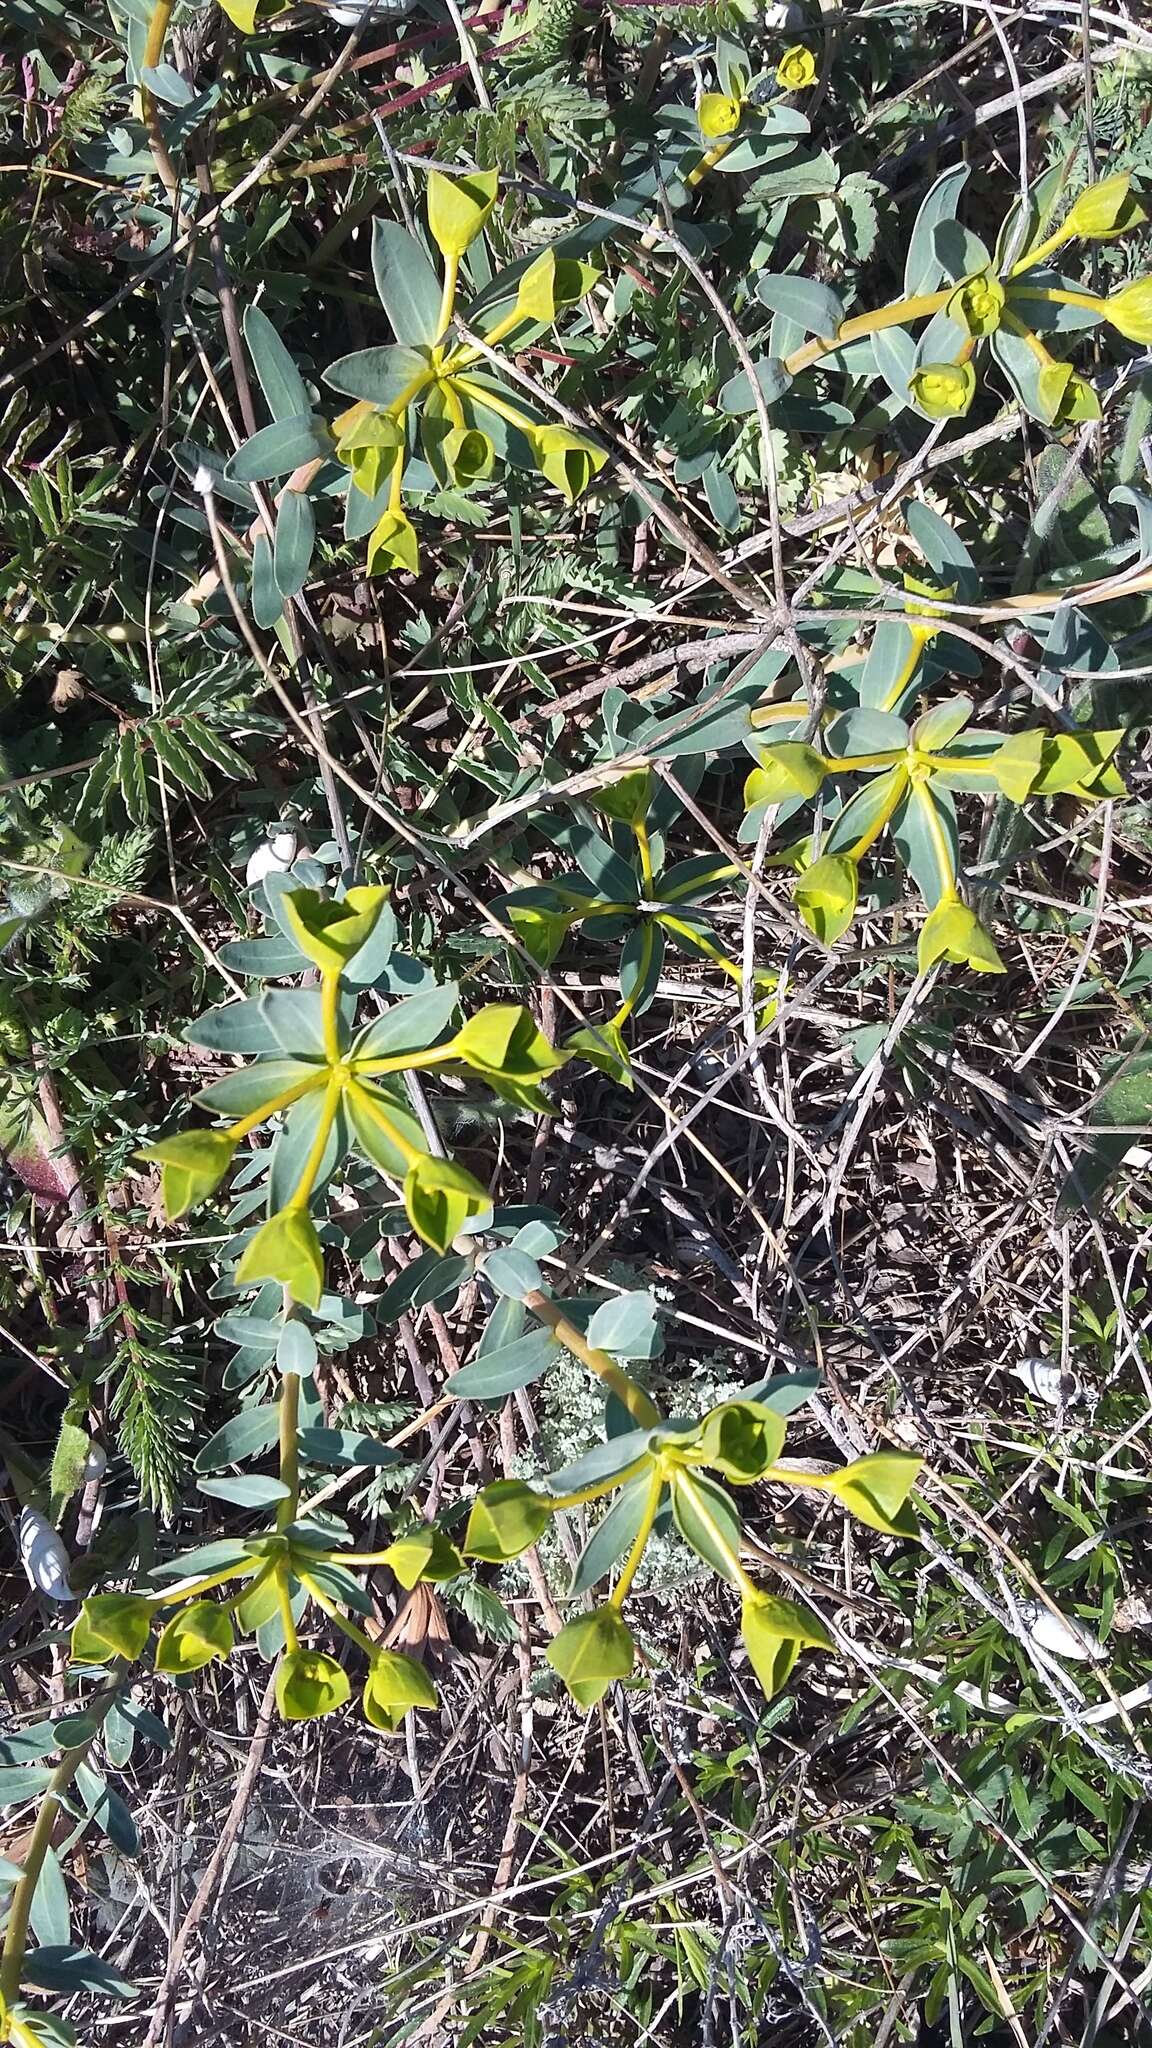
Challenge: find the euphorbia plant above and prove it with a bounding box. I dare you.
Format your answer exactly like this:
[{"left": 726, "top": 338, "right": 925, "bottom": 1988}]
[
  {"left": 142, "top": 883, "right": 568, "bottom": 1293},
  {"left": 221, "top": 168, "right": 606, "bottom": 599},
  {"left": 724, "top": 166, "right": 1150, "bottom": 430}
]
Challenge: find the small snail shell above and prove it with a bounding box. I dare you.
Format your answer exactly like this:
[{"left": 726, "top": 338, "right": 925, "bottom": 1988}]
[{"left": 18, "top": 1507, "right": 74, "bottom": 1603}]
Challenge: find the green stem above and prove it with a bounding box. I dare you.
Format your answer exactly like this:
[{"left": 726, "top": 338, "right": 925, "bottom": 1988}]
[
  {"left": 0, "top": 1687, "right": 118, "bottom": 2008},
  {"left": 609, "top": 1468, "right": 664, "bottom": 1607},
  {"left": 286, "top": 1076, "right": 340, "bottom": 1212},
  {"left": 454, "top": 376, "right": 539, "bottom": 434},
  {"left": 523, "top": 1288, "right": 659, "bottom": 1427},
  {"left": 654, "top": 911, "right": 743, "bottom": 984},
  {"left": 1009, "top": 284, "right": 1106, "bottom": 317},
  {"left": 277, "top": 1366, "right": 301, "bottom": 1530},
  {"left": 225, "top": 1073, "right": 325, "bottom": 1146},
  {"left": 634, "top": 821, "right": 655, "bottom": 894},
  {"left": 782, "top": 287, "right": 953, "bottom": 378},
  {"left": 435, "top": 253, "right": 460, "bottom": 344},
  {"left": 299, "top": 1571, "right": 376, "bottom": 1656},
  {"left": 847, "top": 765, "right": 910, "bottom": 862},
  {"left": 320, "top": 971, "right": 342, "bottom": 1067}
]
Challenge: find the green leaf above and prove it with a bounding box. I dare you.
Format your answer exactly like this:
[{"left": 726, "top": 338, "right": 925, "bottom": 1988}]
[
  {"left": 825, "top": 1452, "right": 921, "bottom": 1536},
  {"left": 194, "top": 1405, "right": 280, "bottom": 1472},
  {"left": 427, "top": 166, "right": 498, "bottom": 260},
  {"left": 567, "top": 1478, "right": 652, "bottom": 1596},
  {"left": 195, "top": 1057, "right": 321, "bottom": 1118},
  {"left": 1056, "top": 1046, "right": 1152, "bottom": 1217},
  {"left": 71, "top": 1594, "right": 152, "bottom": 1665},
  {"left": 345, "top": 1080, "right": 426, "bottom": 1179},
  {"left": 546, "top": 1430, "right": 655, "bottom": 1496},
  {"left": 155, "top": 1600, "right": 234, "bottom": 1675},
  {"left": 464, "top": 1480, "right": 552, "bottom": 1562},
  {"left": 280, "top": 886, "right": 390, "bottom": 975},
  {"left": 445, "top": 1328, "right": 558, "bottom": 1399},
  {"left": 367, "top": 506, "right": 419, "bottom": 577},
  {"left": 235, "top": 1208, "right": 325, "bottom": 1309},
  {"left": 918, "top": 896, "right": 1005, "bottom": 976},
  {"left": 482, "top": 1247, "right": 542, "bottom": 1299},
  {"left": 516, "top": 247, "right": 599, "bottom": 323},
  {"left": 794, "top": 854, "right": 858, "bottom": 944},
  {"left": 371, "top": 221, "right": 442, "bottom": 345},
  {"left": 531, "top": 423, "right": 607, "bottom": 503},
  {"left": 351, "top": 984, "right": 459, "bottom": 1061},
  {"left": 671, "top": 1471, "right": 743, "bottom": 1584},
  {"left": 403, "top": 1152, "right": 490, "bottom": 1254},
  {"left": 22, "top": 1947, "right": 137, "bottom": 2000},
  {"left": 380, "top": 1526, "right": 463, "bottom": 1588},
  {"left": 696, "top": 1401, "right": 786, "bottom": 1484},
  {"left": 325, "top": 343, "right": 431, "bottom": 406},
  {"left": 744, "top": 742, "right": 826, "bottom": 808},
  {"left": 718, "top": 355, "right": 792, "bottom": 415},
  {"left": 363, "top": 1649, "right": 437, "bottom": 1731},
  {"left": 275, "top": 1649, "right": 350, "bottom": 1721},
  {"left": 912, "top": 696, "right": 973, "bottom": 752},
  {"left": 585, "top": 1292, "right": 658, "bottom": 1359},
  {"left": 546, "top": 1605, "right": 635, "bottom": 1707},
  {"left": 49, "top": 1416, "right": 92, "bottom": 1520},
  {"left": 757, "top": 273, "right": 843, "bottom": 337},
  {"left": 243, "top": 306, "right": 311, "bottom": 422},
  {"left": 139, "top": 1129, "right": 237, "bottom": 1221},
  {"left": 225, "top": 414, "right": 331, "bottom": 484},
  {"left": 905, "top": 164, "right": 970, "bottom": 297},
  {"left": 451, "top": 1003, "right": 568, "bottom": 1111},
  {"left": 741, "top": 1591, "right": 831, "bottom": 1700},
  {"left": 273, "top": 488, "right": 315, "bottom": 600}
]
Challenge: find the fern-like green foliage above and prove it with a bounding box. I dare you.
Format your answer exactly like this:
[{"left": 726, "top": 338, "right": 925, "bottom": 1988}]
[{"left": 108, "top": 1331, "right": 202, "bottom": 1519}]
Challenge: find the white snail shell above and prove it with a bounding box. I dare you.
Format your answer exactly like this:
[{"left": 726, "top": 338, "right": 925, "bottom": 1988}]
[
  {"left": 82, "top": 1442, "right": 108, "bottom": 1484},
  {"left": 18, "top": 1507, "right": 74, "bottom": 1603},
  {"left": 245, "top": 831, "right": 300, "bottom": 887},
  {"left": 1018, "top": 1598, "right": 1104, "bottom": 1664},
  {"left": 1010, "top": 1356, "right": 1076, "bottom": 1407}
]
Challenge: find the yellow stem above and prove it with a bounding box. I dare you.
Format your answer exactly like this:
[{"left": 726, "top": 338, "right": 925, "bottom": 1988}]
[
  {"left": 847, "top": 765, "right": 910, "bottom": 863},
  {"left": 609, "top": 1468, "right": 664, "bottom": 1607},
  {"left": 299, "top": 1571, "right": 376, "bottom": 1656},
  {"left": 879, "top": 628, "right": 932, "bottom": 714},
  {"left": 1002, "top": 308, "right": 1056, "bottom": 366},
  {"left": 654, "top": 912, "right": 743, "bottom": 984},
  {"left": 274, "top": 1564, "right": 299, "bottom": 1654},
  {"left": 672, "top": 1472, "right": 761, "bottom": 1600},
  {"left": 276, "top": 1363, "right": 301, "bottom": 1530},
  {"left": 660, "top": 862, "right": 741, "bottom": 903},
  {"left": 225, "top": 1073, "right": 325, "bottom": 1146},
  {"left": 633, "top": 820, "right": 654, "bottom": 893},
  {"left": 546, "top": 1464, "right": 650, "bottom": 1511},
  {"left": 782, "top": 287, "right": 953, "bottom": 378},
  {"left": 286, "top": 1076, "right": 340, "bottom": 1212},
  {"left": 1008, "top": 223, "right": 1072, "bottom": 278},
  {"left": 320, "top": 971, "right": 342, "bottom": 1067},
  {"left": 387, "top": 444, "right": 405, "bottom": 515},
  {"left": 345, "top": 1077, "right": 422, "bottom": 1167},
  {"left": 523, "top": 1288, "right": 659, "bottom": 1427},
  {"left": 435, "top": 253, "right": 460, "bottom": 344},
  {"left": 1009, "top": 284, "right": 1106, "bottom": 317},
  {"left": 685, "top": 135, "right": 737, "bottom": 189},
  {"left": 454, "top": 376, "right": 539, "bottom": 434}
]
